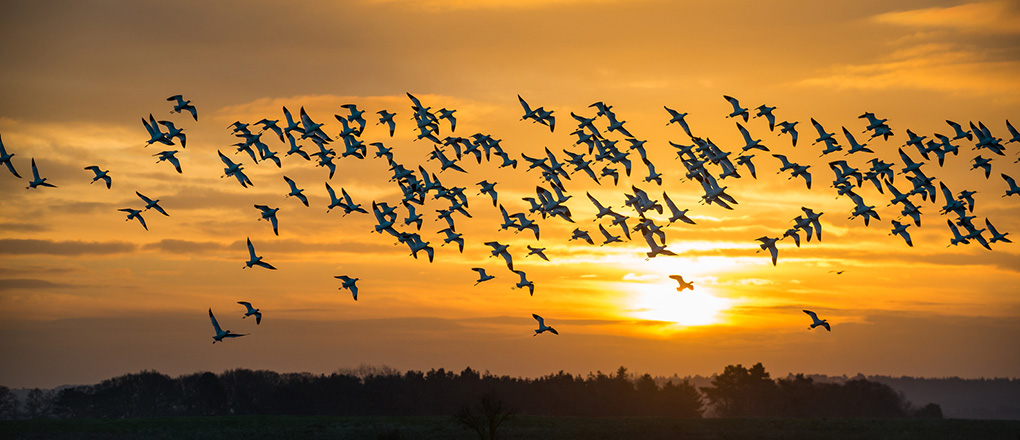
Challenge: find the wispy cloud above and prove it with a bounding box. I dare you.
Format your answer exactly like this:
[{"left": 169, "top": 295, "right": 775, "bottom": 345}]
[
  {"left": 873, "top": 1, "right": 1020, "bottom": 35},
  {"left": 0, "top": 239, "right": 136, "bottom": 256},
  {"left": 0, "top": 278, "right": 75, "bottom": 291}
]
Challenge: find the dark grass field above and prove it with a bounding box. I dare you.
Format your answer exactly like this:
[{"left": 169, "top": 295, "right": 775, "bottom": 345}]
[{"left": 2, "top": 416, "right": 1019, "bottom": 440}]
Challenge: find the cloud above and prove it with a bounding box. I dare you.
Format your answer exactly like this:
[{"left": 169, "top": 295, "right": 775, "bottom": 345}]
[
  {"left": 141, "top": 239, "right": 226, "bottom": 254},
  {"left": 872, "top": 1, "right": 1020, "bottom": 35},
  {"left": 0, "top": 278, "right": 75, "bottom": 291},
  {"left": 0, "top": 239, "right": 136, "bottom": 256},
  {"left": 364, "top": 0, "right": 620, "bottom": 12}
]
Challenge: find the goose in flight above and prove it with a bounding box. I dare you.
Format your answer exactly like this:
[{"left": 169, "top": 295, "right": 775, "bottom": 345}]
[
  {"left": 946, "top": 119, "right": 973, "bottom": 141},
  {"left": 154, "top": 150, "right": 182, "bottom": 173},
  {"left": 210, "top": 308, "right": 246, "bottom": 343},
  {"left": 254, "top": 204, "right": 280, "bottom": 235},
  {"left": 136, "top": 192, "right": 169, "bottom": 216},
  {"left": 335, "top": 275, "right": 359, "bottom": 300},
  {"left": 756, "top": 236, "right": 779, "bottom": 266},
  {"left": 158, "top": 120, "right": 186, "bottom": 148},
  {"left": 803, "top": 310, "right": 830, "bottom": 331},
  {"left": 890, "top": 220, "right": 913, "bottom": 247},
  {"left": 118, "top": 208, "right": 147, "bottom": 230},
  {"left": 84, "top": 166, "right": 111, "bottom": 188},
  {"left": 471, "top": 268, "right": 495, "bottom": 285},
  {"left": 664, "top": 106, "right": 693, "bottom": 137},
  {"left": 736, "top": 122, "right": 768, "bottom": 152},
  {"left": 985, "top": 219, "right": 1011, "bottom": 244},
  {"left": 142, "top": 114, "right": 173, "bottom": 147},
  {"left": 244, "top": 238, "right": 276, "bottom": 270},
  {"left": 776, "top": 121, "right": 799, "bottom": 147},
  {"left": 237, "top": 301, "right": 262, "bottom": 324},
  {"left": 514, "top": 270, "right": 535, "bottom": 296},
  {"left": 377, "top": 110, "right": 397, "bottom": 137},
  {"left": 723, "top": 95, "right": 749, "bottom": 122},
  {"left": 217, "top": 150, "right": 252, "bottom": 188},
  {"left": 526, "top": 245, "right": 549, "bottom": 261},
  {"left": 283, "top": 176, "right": 309, "bottom": 207},
  {"left": 532, "top": 313, "right": 558, "bottom": 335},
  {"left": 167, "top": 95, "right": 198, "bottom": 121},
  {"left": 485, "top": 241, "right": 515, "bottom": 271},
  {"left": 754, "top": 104, "right": 777, "bottom": 131},
  {"left": 1002, "top": 173, "right": 1019, "bottom": 197},
  {"left": 0, "top": 133, "right": 20, "bottom": 178},
  {"left": 669, "top": 275, "right": 694, "bottom": 292},
  {"left": 26, "top": 158, "right": 56, "bottom": 189}
]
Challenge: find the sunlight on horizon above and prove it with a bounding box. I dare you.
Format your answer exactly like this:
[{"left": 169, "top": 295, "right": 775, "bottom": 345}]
[{"left": 627, "top": 284, "right": 737, "bottom": 329}]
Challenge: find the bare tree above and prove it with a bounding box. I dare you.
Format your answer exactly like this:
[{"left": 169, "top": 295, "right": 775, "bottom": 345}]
[{"left": 453, "top": 390, "right": 516, "bottom": 440}]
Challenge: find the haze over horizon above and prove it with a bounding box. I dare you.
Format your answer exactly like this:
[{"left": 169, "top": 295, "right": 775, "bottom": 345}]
[{"left": 1, "top": 0, "right": 1019, "bottom": 389}]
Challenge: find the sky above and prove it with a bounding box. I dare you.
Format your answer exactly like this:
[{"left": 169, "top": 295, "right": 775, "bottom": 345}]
[{"left": 1, "top": 0, "right": 1019, "bottom": 389}]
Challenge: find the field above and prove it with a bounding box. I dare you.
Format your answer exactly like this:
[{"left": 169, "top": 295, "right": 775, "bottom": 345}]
[{"left": 2, "top": 416, "right": 1019, "bottom": 440}]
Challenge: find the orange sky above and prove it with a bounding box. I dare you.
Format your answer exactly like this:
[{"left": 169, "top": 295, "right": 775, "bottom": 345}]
[{"left": 1, "top": 0, "right": 1019, "bottom": 388}]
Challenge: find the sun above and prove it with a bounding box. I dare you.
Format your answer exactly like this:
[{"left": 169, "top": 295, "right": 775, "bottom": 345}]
[{"left": 628, "top": 283, "right": 734, "bottom": 328}]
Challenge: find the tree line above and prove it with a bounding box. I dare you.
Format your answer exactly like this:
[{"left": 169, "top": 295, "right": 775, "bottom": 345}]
[{"left": 0, "top": 363, "right": 940, "bottom": 419}]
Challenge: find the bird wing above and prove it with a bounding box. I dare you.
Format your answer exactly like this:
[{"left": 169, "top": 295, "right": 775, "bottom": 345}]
[
  {"left": 246, "top": 238, "right": 257, "bottom": 259},
  {"left": 283, "top": 176, "right": 297, "bottom": 191},
  {"left": 822, "top": 322, "right": 830, "bottom": 331},
  {"left": 238, "top": 301, "right": 254, "bottom": 312},
  {"left": 209, "top": 309, "right": 223, "bottom": 334},
  {"left": 532, "top": 313, "right": 544, "bottom": 327},
  {"left": 255, "top": 312, "right": 261, "bottom": 325},
  {"left": 669, "top": 275, "right": 685, "bottom": 283},
  {"left": 803, "top": 310, "right": 818, "bottom": 320}
]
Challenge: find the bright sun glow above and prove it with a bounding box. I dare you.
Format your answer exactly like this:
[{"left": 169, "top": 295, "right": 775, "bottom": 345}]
[{"left": 628, "top": 284, "right": 735, "bottom": 328}]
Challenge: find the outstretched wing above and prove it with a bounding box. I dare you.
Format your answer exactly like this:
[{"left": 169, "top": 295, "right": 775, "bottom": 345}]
[
  {"left": 209, "top": 309, "right": 223, "bottom": 334},
  {"left": 246, "top": 238, "right": 257, "bottom": 259},
  {"left": 803, "top": 310, "right": 818, "bottom": 321},
  {"left": 532, "top": 313, "right": 545, "bottom": 327}
]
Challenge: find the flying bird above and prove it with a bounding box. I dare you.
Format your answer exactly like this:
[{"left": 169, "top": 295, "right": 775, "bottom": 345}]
[
  {"left": 118, "top": 208, "right": 147, "bottom": 230},
  {"left": 167, "top": 95, "right": 198, "bottom": 121},
  {"left": 254, "top": 204, "right": 280, "bottom": 235},
  {"left": 84, "top": 166, "right": 111, "bottom": 188},
  {"left": 471, "top": 268, "right": 496, "bottom": 285},
  {"left": 532, "top": 313, "right": 558, "bottom": 335},
  {"left": 283, "top": 176, "right": 309, "bottom": 207},
  {"left": 237, "top": 301, "right": 262, "bottom": 324},
  {"left": 0, "top": 133, "right": 21, "bottom": 178},
  {"left": 335, "top": 275, "right": 359, "bottom": 300},
  {"left": 26, "top": 159, "right": 56, "bottom": 189},
  {"left": 209, "top": 308, "right": 246, "bottom": 343},
  {"left": 723, "top": 95, "right": 749, "bottom": 122},
  {"left": 136, "top": 192, "right": 169, "bottom": 216},
  {"left": 669, "top": 275, "right": 694, "bottom": 292},
  {"left": 154, "top": 150, "right": 182, "bottom": 173},
  {"left": 803, "top": 310, "right": 830, "bottom": 331},
  {"left": 243, "top": 238, "right": 276, "bottom": 270}
]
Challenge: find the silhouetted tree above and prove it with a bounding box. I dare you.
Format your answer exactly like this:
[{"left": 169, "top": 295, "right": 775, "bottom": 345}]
[
  {"left": 660, "top": 379, "right": 704, "bottom": 418},
  {"left": 700, "top": 363, "right": 778, "bottom": 417},
  {"left": 24, "top": 388, "right": 52, "bottom": 419},
  {"left": 913, "top": 402, "right": 943, "bottom": 419},
  {"left": 0, "top": 386, "right": 19, "bottom": 420},
  {"left": 454, "top": 390, "right": 516, "bottom": 440}
]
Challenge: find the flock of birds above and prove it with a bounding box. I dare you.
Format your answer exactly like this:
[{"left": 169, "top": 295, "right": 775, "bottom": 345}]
[{"left": 3, "top": 91, "right": 1018, "bottom": 343}]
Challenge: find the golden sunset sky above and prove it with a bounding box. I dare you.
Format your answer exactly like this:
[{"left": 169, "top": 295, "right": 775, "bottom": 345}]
[{"left": 1, "top": 0, "right": 1018, "bottom": 389}]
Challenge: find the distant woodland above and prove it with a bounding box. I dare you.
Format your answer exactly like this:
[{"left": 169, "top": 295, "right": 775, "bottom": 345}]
[{"left": 1, "top": 363, "right": 1016, "bottom": 420}]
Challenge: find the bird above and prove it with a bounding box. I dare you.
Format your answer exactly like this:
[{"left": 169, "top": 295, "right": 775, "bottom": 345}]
[
  {"left": 777, "top": 121, "right": 799, "bottom": 147},
  {"left": 756, "top": 236, "right": 779, "bottom": 266},
  {"left": 209, "top": 308, "right": 246, "bottom": 343},
  {"left": 803, "top": 310, "right": 830, "bottom": 331},
  {"left": 335, "top": 275, "right": 359, "bottom": 300},
  {"left": 669, "top": 275, "right": 694, "bottom": 292},
  {"left": 377, "top": 110, "right": 397, "bottom": 137},
  {"left": 985, "top": 219, "right": 1011, "bottom": 244},
  {"left": 1002, "top": 173, "right": 1020, "bottom": 197},
  {"left": 237, "top": 301, "right": 262, "bottom": 324},
  {"left": 136, "top": 192, "right": 169, "bottom": 216},
  {"left": 471, "top": 268, "right": 495, "bottom": 285},
  {"left": 526, "top": 245, "right": 549, "bottom": 261},
  {"left": 118, "top": 208, "right": 147, "bottom": 230},
  {"left": 84, "top": 166, "right": 111, "bottom": 188},
  {"left": 664, "top": 106, "right": 693, "bottom": 137},
  {"left": 0, "top": 133, "right": 21, "bottom": 178},
  {"left": 142, "top": 114, "right": 173, "bottom": 147},
  {"left": 158, "top": 120, "right": 186, "bottom": 148},
  {"left": 514, "top": 270, "right": 535, "bottom": 295},
  {"left": 754, "top": 104, "right": 778, "bottom": 131},
  {"left": 723, "top": 95, "right": 749, "bottom": 122},
  {"left": 26, "top": 159, "right": 56, "bottom": 189},
  {"left": 243, "top": 238, "right": 276, "bottom": 270},
  {"left": 168, "top": 95, "right": 198, "bottom": 121},
  {"left": 154, "top": 150, "right": 182, "bottom": 173},
  {"left": 283, "top": 176, "right": 309, "bottom": 207},
  {"left": 890, "top": 220, "right": 913, "bottom": 247},
  {"left": 532, "top": 313, "right": 558, "bottom": 335},
  {"left": 254, "top": 204, "right": 280, "bottom": 235}
]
